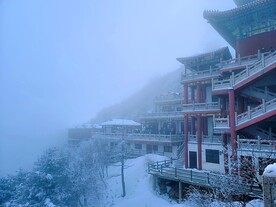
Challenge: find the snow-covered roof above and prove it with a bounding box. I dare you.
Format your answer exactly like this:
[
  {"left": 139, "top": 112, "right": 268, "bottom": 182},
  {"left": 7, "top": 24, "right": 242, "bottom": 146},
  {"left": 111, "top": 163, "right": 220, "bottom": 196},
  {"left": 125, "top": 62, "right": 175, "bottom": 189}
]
[
  {"left": 263, "top": 163, "right": 276, "bottom": 176},
  {"left": 100, "top": 119, "right": 141, "bottom": 127}
]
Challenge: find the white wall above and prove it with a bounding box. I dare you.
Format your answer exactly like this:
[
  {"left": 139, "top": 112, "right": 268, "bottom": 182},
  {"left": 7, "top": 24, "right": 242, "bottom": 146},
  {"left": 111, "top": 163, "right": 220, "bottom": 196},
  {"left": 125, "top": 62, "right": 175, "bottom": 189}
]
[
  {"left": 202, "top": 144, "right": 224, "bottom": 173},
  {"left": 188, "top": 143, "right": 225, "bottom": 173}
]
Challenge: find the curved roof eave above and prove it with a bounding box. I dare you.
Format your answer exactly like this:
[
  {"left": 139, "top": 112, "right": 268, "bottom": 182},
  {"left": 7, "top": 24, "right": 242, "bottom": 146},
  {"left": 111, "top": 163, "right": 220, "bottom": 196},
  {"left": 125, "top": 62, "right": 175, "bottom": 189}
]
[{"left": 203, "top": 0, "right": 273, "bottom": 19}]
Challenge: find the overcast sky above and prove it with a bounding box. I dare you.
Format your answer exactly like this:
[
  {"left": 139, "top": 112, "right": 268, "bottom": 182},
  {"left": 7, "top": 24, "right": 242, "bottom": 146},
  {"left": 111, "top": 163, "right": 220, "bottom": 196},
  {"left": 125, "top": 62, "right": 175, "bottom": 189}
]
[{"left": 0, "top": 1, "right": 235, "bottom": 175}]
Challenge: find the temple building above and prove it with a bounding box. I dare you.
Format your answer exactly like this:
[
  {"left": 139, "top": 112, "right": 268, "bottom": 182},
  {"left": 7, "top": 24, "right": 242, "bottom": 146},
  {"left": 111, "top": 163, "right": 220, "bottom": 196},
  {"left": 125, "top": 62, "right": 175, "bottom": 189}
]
[
  {"left": 148, "top": 0, "right": 276, "bottom": 197},
  {"left": 69, "top": 0, "right": 276, "bottom": 194},
  {"left": 204, "top": 0, "right": 276, "bottom": 57},
  {"left": 205, "top": 0, "right": 276, "bottom": 175}
]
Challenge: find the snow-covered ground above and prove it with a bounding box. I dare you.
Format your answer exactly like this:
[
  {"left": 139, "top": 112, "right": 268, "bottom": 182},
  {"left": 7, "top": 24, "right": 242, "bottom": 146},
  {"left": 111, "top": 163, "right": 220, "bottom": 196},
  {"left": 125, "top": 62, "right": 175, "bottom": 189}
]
[{"left": 103, "top": 154, "right": 264, "bottom": 207}]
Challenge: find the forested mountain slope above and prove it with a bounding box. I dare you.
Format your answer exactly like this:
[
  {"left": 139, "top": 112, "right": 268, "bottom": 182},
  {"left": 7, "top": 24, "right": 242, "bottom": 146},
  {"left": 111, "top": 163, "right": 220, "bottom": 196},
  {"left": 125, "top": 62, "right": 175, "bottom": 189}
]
[{"left": 92, "top": 67, "right": 183, "bottom": 122}]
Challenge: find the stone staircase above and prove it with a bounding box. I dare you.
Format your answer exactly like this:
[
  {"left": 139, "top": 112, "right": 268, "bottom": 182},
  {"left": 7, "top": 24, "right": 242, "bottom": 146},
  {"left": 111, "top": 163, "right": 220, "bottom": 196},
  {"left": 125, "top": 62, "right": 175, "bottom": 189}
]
[
  {"left": 236, "top": 98, "right": 276, "bottom": 129},
  {"left": 213, "top": 98, "right": 276, "bottom": 130},
  {"left": 243, "top": 127, "right": 276, "bottom": 140},
  {"left": 212, "top": 51, "right": 276, "bottom": 91},
  {"left": 174, "top": 143, "right": 185, "bottom": 168},
  {"left": 241, "top": 86, "right": 276, "bottom": 101}
]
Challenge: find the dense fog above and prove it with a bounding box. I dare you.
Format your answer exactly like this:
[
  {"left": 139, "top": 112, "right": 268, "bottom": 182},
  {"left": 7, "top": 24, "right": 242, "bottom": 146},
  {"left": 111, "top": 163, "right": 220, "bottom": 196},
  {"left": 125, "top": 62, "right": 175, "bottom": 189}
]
[{"left": 0, "top": 1, "right": 235, "bottom": 176}]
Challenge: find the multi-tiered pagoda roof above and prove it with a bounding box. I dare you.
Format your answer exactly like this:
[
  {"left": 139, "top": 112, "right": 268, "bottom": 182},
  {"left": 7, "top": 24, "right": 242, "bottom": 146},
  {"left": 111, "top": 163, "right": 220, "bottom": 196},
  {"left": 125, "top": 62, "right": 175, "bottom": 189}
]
[{"left": 204, "top": 0, "right": 276, "bottom": 48}]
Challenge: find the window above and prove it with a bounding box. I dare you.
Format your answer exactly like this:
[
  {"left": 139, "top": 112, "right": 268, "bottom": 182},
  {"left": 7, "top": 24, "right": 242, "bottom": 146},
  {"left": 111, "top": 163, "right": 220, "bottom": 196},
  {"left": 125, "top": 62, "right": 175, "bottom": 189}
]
[
  {"left": 164, "top": 146, "right": 172, "bottom": 153},
  {"left": 153, "top": 145, "right": 158, "bottom": 151},
  {"left": 206, "top": 149, "right": 219, "bottom": 164},
  {"left": 135, "top": 144, "right": 142, "bottom": 150}
]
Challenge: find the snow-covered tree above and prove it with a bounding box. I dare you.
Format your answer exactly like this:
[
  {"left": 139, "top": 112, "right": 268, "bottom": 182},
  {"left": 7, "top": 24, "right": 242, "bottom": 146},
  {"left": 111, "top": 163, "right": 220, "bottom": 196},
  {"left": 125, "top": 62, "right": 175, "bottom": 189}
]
[{"left": 0, "top": 140, "right": 110, "bottom": 207}]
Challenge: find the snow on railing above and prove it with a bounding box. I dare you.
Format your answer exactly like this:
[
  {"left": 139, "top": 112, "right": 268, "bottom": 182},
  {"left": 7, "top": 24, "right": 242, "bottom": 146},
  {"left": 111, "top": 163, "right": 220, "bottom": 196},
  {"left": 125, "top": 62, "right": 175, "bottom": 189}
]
[
  {"left": 98, "top": 132, "right": 184, "bottom": 142},
  {"left": 127, "top": 133, "right": 183, "bottom": 142},
  {"left": 154, "top": 92, "right": 184, "bottom": 103},
  {"left": 141, "top": 111, "right": 183, "bottom": 119},
  {"left": 202, "top": 134, "right": 221, "bottom": 143},
  {"left": 238, "top": 136, "right": 276, "bottom": 151},
  {"left": 219, "top": 52, "right": 261, "bottom": 70},
  {"left": 148, "top": 159, "right": 262, "bottom": 195},
  {"left": 182, "top": 101, "right": 220, "bottom": 112},
  {"left": 188, "top": 132, "right": 221, "bottom": 143},
  {"left": 213, "top": 115, "right": 230, "bottom": 129},
  {"left": 126, "top": 148, "right": 165, "bottom": 157},
  {"left": 188, "top": 133, "right": 197, "bottom": 141},
  {"left": 212, "top": 51, "right": 276, "bottom": 91},
  {"left": 176, "top": 142, "right": 185, "bottom": 159},
  {"left": 182, "top": 68, "right": 220, "bottom": 81}
]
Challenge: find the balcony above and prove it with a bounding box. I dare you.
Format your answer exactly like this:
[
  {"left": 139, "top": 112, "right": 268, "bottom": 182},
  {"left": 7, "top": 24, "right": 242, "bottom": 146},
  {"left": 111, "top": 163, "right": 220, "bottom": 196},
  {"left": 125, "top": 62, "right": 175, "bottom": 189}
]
[
  {"left": 182, "top": 101, "right": 220, "bottom": 113},
  {"left": 127, "top": 133, "right": 183, "bottom": 143},
  {"left": 188, "top": 133, "right": 221, "bottom": 143},
  {"left": 213, "top": 116, "right": 230, "bottom": 132},
  {"left": 154, "top": 92, "right": 183, "bottom": 104},
  {"left": 182, "top": 68, "right": 220, "bottom": 82},
  {"left": 140, "top": 111, "right": 183, "bottom": 119},
  {"left": 95, "top": 132, "right": 183, "bottom": 143}
]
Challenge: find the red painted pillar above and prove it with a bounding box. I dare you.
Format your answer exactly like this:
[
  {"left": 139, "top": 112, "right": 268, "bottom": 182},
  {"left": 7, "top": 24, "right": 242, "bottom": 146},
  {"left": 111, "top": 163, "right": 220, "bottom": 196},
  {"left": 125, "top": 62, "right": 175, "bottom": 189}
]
[
  {"left": 184, "top": 83, "right": 189, "bottom": 168},
  {"left": 184, "top": 116, "right": 188, "bottom": 168},
  {"left": 191, "top": 86, "right": 196, "bottom": 135},
  {"left": 228, "top": 90, "right": 237, "bottom": 173},
  {"left": 197, "top": 83, "right": 201, "bottom": 103},
  {"left": 197, "top": 115, "right": 202, "bottom": 170},
  {"left": 196, "top": 82, "right": 203, "bottom": 170}
]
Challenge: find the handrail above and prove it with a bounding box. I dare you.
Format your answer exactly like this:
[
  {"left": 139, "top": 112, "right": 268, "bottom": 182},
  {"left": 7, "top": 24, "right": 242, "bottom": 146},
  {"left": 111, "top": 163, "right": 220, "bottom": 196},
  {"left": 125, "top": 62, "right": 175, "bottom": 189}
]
[
  {"left": 212, "top": 51, "right": 276, "bottom": 91},
  {"left": 244, "top": 87, "right": 276, "bottom": 100},
  {"left": 188, "top": 133, "right": 221, "bottom": 143},
  {"left": 101, "top": 132, "right": 184, "bottom": 142},
  {"left": 219, "top": 51, "right": 270, "bottom": 68},
  {"left": 141, "top": 111, "right": 183, "bottom": 118},
  {"left": 154, "top": 93, "right": 184, "bottom": 102},
  {"left": 183, "top": 101, "right": 220, "bottom": 111},
  {"left": 176, "top": 142, "right": 185, "bottom": 159},
  {"left": 213, "top": 115, "right": 230, "bottom": 128},
  {"left": 148, "top": 160, "right": 262, "bottom": 195},
  {"left": 255, "top": 128, "right": 276, "bottom": 139},
  {"left": 127, "top": 133, "right": 183, "bottom": 142},
  {"left": 238, "top": 137, "right": 276, "bottom": 151},
  {"left": 182, "top": 68, "right": 220, "bottom": 81},
  {"left": 237, "top": 98, "right": 276, "bottom": 125}
]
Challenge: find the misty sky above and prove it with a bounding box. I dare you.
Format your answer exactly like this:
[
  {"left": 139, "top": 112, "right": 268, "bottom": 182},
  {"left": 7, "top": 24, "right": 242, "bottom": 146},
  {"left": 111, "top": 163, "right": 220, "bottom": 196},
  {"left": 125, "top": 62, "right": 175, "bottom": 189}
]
[{"left": 0, "top": 1, "right": 235, "bottom": 175}]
